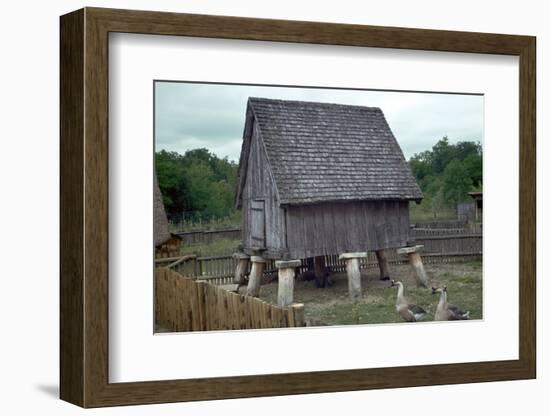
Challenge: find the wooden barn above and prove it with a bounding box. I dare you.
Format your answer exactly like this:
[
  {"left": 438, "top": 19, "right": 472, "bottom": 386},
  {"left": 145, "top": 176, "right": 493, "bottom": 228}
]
[{"left": 235, "top": 97, "right": 424, "bottom": 303}]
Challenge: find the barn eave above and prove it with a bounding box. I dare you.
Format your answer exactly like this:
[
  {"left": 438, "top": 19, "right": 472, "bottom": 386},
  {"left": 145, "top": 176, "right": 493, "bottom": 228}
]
[{"left": 277, "top": 194, "right": 424, "bottom": 207}]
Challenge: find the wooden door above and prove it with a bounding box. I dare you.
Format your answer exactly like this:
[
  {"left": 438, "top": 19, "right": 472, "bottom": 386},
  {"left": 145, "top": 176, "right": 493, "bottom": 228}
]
[{"left": 250, "top": 199, "right": 266, "bottom": 249}]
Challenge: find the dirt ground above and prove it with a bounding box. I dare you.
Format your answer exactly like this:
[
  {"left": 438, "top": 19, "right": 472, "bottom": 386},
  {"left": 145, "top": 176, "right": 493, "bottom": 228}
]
[{"left": 254, "top": 261, "right": 483, "bottom": 326}]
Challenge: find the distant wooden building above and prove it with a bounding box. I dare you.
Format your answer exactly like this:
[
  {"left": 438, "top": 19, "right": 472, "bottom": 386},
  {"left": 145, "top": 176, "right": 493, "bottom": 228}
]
[
  {"left": 468, "top": 191, "right": 483, "bottom": 222},
  {"left": 235, "top": 97, "right": 423, "bottom": 261},
  {"left": 154, "top": 174, "right": 181, "bottom": 258},
  {"left": 456, "top": 201, "right": 475, "bottom": 222}
]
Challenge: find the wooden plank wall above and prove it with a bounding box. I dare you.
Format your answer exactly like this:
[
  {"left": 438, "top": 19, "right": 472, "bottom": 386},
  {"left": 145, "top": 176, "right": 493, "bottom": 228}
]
[
  {"left": 285, "top": 200, "right": 410, "bottom": 258},
  {"left": 457, "top": 202, "right": 476, "bottom": 221},
  {"left": 155, "top": 268, "right": 305, "bottom": 332}
]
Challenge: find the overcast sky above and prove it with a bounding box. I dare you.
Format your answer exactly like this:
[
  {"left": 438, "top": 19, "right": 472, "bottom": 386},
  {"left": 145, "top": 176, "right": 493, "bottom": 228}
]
[{"left": 155, "top": 82, "right": 483, "bottom": 162}]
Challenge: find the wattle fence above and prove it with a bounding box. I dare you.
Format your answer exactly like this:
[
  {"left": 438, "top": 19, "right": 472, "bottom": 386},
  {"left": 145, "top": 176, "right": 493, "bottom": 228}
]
[{"left": 155, "top": 267, "right": 305, "bottom": 332}]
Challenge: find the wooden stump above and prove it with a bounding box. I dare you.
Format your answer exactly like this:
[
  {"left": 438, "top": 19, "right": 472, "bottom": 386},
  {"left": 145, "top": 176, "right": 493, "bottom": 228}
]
[
  {"left": 397, "top": 245, "right": 429, "bottom": 288},
  {"left": 375, "top": 249, "right": 391, "bottom": 281},
  {"left": 275, "top": 259, "right": 301, "bottom": 307},
  {"left": 339, "top": 252, "right": 368, "bottom": 299},
  {"left": 232, "top": 253, "right": 250, "bottom": 285},
  {"left": 246, "top": 256, "right": 266, "bottom": 297}
]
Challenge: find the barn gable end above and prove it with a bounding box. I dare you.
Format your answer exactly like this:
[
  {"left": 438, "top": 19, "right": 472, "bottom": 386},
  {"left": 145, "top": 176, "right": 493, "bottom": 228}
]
[{"left": 240, "top": 120, "right": 286, "bottom": 257}]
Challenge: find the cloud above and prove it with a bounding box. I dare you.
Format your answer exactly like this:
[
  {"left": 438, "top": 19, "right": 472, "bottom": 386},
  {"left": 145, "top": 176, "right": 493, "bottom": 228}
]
[{"left": 155, "top": 82, "right": 483, "bottom": 162}]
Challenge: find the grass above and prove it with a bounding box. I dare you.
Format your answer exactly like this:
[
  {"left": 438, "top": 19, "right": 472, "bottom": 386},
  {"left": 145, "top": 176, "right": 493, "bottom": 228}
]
[
  {"left": 169, "top": 211, "right": 242, "bottom": 233},
  {"left": 256, "top": 261, "right": 482, "bottom": 326},
  {"left": 409, "top": 201, "right": 457, "bottom": 223},
  {"left": 179, "top": 238, "right": 240, "bottom": 257}
]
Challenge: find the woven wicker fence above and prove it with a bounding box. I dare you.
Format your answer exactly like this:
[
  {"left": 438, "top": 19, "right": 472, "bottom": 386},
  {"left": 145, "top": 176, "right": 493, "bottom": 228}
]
[{"left": 155, "top": 267, "right": 305, "bottom": 332}]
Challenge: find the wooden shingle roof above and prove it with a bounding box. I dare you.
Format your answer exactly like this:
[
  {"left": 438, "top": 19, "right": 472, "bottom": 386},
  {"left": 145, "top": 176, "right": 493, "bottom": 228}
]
[{"left": 237, "top": 97, "right": 423, "bottom": 206}]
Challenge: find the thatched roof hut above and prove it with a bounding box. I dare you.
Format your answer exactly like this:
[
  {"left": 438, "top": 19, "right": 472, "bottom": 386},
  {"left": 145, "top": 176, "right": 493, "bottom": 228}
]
[
  {"left": 154, "top": 174, "right": 171, "bottom": 248},
  {"left": 235, "top": 97, "right": 422, "bottom": 260}
]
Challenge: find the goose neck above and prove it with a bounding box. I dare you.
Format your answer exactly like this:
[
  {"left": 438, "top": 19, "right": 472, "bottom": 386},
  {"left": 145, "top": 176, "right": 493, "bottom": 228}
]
[{"left": 396, "top": 283, "right": 405, "bottom": 304}]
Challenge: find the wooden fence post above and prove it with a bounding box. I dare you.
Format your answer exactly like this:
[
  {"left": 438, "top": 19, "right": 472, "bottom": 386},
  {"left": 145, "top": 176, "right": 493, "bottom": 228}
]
[
  {"left": 275, "top": 259, "right": 301, "bottom": 307},
  {"left": 154, "top": 268, "right": 163, "bottom": 328},
  {"left": 397, "top": 245, "right": 429, "bottom": 287},
  {"left": 247, "top": 256, "right": 266, "bottom": 297},
  {"left": 290, "top": 303, "right": 305, "bottom": 327},
  {"left": 195, "top": 280, "right": 207, "bottom": 331},
  {"left": 339, "top": 252, "right": 368, "bottom": 299}
]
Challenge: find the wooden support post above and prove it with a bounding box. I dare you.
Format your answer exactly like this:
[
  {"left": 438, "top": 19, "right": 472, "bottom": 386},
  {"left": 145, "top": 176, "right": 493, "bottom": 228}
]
[
  {"left": 409, "top": 252, "right": 429, "bottom": 287},
  {"left": 346, "top": 259, "right": 362, "bottom": 299},
  {"left": 397, "top": 245, "right": 429, "bottom": 287},
  {"left": 339, "top": 252, "right": 368, "bottom": 299},
  {"left": 305, "top": 257, "right": 314, "bottom": 271},
  {"left": 246, "top": 256, "right": 266, "bottom": 297},
  {"left": 375, "top": 249, "right": 391, "bottom": 281},
  {"left": 314, "top": 255, "right": 328, "bottom": 288},
  {"left": 275, "top": 259, "right": 301, "bottom": 307},
  {"left": 232, "top": 253, "right": 250, "bottom": 285}
]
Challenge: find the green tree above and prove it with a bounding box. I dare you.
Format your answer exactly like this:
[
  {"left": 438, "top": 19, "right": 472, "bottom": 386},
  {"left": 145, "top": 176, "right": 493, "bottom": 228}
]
[
  {"left": 155, "top": 148, "right": 239, "bottom": 223},
  {"left": 183, "top": 160, "right": 216, "bottom": 213},
  {"left": 409, "top": 150, "right": 433, "bottom": 182},
  {"left": 463, "top": 152, "right": 482, "bottom": 187},
  {"left": 431, "top": 136, "right": 454, "bottom": 174},
  {"left": 155, "top": 150, "right": 189, "bottom": 212},
  {"left": 408, "top": 137, "right": 482, "bottom": 215},
  {"left": 455, "top": 141, "right": 481, "bottom": 161},
  {"left": 442, "top": 159, "right": 473, "bottom": 204}
]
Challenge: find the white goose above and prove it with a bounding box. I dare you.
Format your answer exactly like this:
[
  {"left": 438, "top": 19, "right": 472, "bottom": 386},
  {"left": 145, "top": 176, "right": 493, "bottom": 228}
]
[
  {"left": 390, "top": 280, "right": 427, "bottom": 322},
  {"left": 432, "top": 286, "right": 470, "bottom": 321}
]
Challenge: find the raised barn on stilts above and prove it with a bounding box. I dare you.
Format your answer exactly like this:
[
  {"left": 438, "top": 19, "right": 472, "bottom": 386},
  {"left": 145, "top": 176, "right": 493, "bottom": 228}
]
[{"left": 234, "top": 97, "right": 424, "bottom": 305}]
